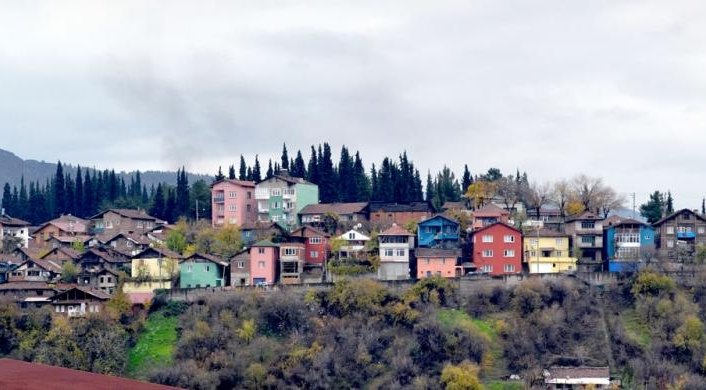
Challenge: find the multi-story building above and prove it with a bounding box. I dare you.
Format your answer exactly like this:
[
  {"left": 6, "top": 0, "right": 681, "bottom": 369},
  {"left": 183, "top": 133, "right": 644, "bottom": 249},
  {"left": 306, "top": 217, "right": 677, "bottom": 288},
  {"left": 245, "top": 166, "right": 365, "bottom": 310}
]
[
  {"left": 279, "top": 242, "right": 306, "bottom": 284},
  {"left": 653, "top": 209, "right": 706, "bottom": 264},
  {"left": 299, "top": 202, "right": 369, "bottom": 227},
  {"left": 523, "top": 228, "right": 577, "bottom": 274},
  {"left": 289, "top": 226, "right": 329, "bottom": 267},
  {"left": 250, "top": 240, "right": 279, "bottom": 286},
  {"left": 210, "top": 179, "right": 257, "bottom": 227},
  {"left": 91, "top": 208, "right": 161, "bottom": 236},
  {"left": 369, "top": 201, "right": 434, "bottom": 228},
  {"left": 0, "top": 213, "right": 30, "bottom": 248},
  {"left": 179, "top": 253, "right": 229, "bottom": 288},
  {"left": 564, "top": 212, "right": 604, "bottom": 271},
  {"left": 33, "top": 214, "right": 90, "bottom": 243},
  {"left": 470, "top": 204, "right": 510, "bottom": 230},
  {"left": 417, "top": 215, "right": 460, "bottom": 248},
  {"left": 254, "top": 171, "right": 319, "bottom": 229},
  {"left": 525, "top": 206, "right": 564, "bottom": 231},
  {"left": 123, "top": 247, "right": 182, "bottom": 292},
  {"left": 336, "top": 229, "right": 370, "bottom": 260},
  {"left": 471, "top": 223, "right": 522, "bottom": 276},
  {"left": 604, "top": 219, "right": 656, "bottom": 272},
  {"left": 416, "top": 248, "right": 460, "bottom": 279},
  {"left": 230, "top": 249, "right": 250, "bottom": 287},
  {"left": 377, "top": 224, "right": 414, "bottom": 280}
]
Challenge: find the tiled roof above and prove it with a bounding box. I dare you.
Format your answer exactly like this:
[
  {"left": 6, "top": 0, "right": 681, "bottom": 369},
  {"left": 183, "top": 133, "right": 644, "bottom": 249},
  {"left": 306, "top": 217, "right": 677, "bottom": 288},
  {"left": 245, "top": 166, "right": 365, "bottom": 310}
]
[
  {"left": 523, "top": 228, "right": 568, "bottom": 237},
  {"left": 132, "top": 247, "right": 182, "bottom": 259},
  {"left": 0, "top": 214, "right": 30, "bottom": 227},
  {"left": 299, "top": 202, "right": 369, "bottom": 215},
  {"left": 37, "top": 215, "right": 90, "bottom": 234},
  {"left": 290, "top": 226, "right": 330, "bottom": 238},
  {"left": 183, "top": 253, "right": 229, "bottom": 266},
  {"left": 211, "top": 179, "right": 256, "bottom": 188},
  {"left": 0, "top": 281, "right": 59, "bottom": 291},
  {"left": 52, "top": 286, "right": 112, "bottom": 301},
  {"left": 472, "top": 203, "right": 510, "bottom": 217},
  {"left": 127, "top": 292, "right": 155, "bottom": 306},
  {"left": 415, "top": 248, "right": 460, "bottom": 258},
  {"left": 473, "top": 222, "right": 522, "bottom": 234},
  {"left": 652, "top": 208, "right": 706, "bottom": 226},
  {"left": 240, "top": 221, "right": 287, "bottom": 231},
  {"left": 369, "top": 201, "right": 434, "bottom": 213},
  {"left": 251, "top": 239, "right": 280, "bottom": 247},
  {"left": 90, "top": 208, "right": 158, "bottom": 221},
  {"left": 30, "top": 259, "right": 63, "bottom": 273},
  {"left": 0, "top": 358, "right": 177, "bottom": 389},
  {"left": 442, "top": 201, "right": 468, "bottom": 210},
  {"left": 258, "top": 174, "right": 314, "bottom": 186},
  {"left": 79, "top": 248, "right": 126, "bottom": 263},
  {"left": 545, "top": 366, "right": 610, "bottom": 380},
  {"left": 565, "top": 211, "right": 603, "bottom": 222},
  {"left": 379, "top": 224, "right": 413, "bottom": 236},
  {"left": 40, "top": 247, "right": 82, "bottom": 260},
  {"left": 46, "top": 235, "right": 92, "bottom": 243}
]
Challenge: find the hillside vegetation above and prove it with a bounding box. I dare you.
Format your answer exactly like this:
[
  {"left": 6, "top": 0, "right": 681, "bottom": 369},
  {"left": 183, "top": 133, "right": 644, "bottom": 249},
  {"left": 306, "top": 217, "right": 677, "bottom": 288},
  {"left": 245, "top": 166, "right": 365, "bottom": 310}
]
[{"left": 3, "top": 272, "right": 706, "bottom": 388}]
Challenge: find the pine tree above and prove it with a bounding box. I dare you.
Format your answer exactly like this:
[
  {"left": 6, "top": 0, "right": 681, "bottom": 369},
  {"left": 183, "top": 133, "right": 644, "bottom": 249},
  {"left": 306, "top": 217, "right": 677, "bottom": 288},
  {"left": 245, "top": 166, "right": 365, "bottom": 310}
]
[
  {"left": 54, "top": 161, "right": 66, "bottom": 216},
  {"left": 377, "top": 158, "right": 394, "bottom": 202},
  {"left": 318, "top": 143, "right": 337, "bottom": 203},
  {"left": 239, "top": 155, "right": 247, "bottom": 181},
  {"left": 165, "top": 187, "right": 177, "bottom": 223},
  {"left": 228, "top": 165, "right": 236, "bottom": 180},
  {"left": 109, "top": 170, "right": 119, "bottom": 202},
  {"left": 18, "top": 177, "right": 29, "bottom": 220},
  {"left": 75, "top": 167, "right": 83, "bottom": 216},
  {"left": 83, "top": 171, "right": 94, "bottom": 217},
  {"left": 370, "top": 164, "right": 379, "bottom": 201},
  {"left": 1, "top": 183, "right": 11, "bottom": 214},
  {"left": 413, "top": 169, "right": 423, "bottom": 201},
  {"left": 292, "top": 150, "right": 307, "bottom": 178},
  {"left": 150, "top": 184, "right": 166, "bottom": 221},
  {"left": 666, "top": 191, "right": 674, "bottom": 215},
  {"left": 246, "top": 167, "right": 253, "bottom": 181},
  {"left": 307, "top": 146, "right": 319, "bottom": 183},
  {"left": 337, "top": 146, "right": 354, "bottom": 202},
  {"left": 134, "top": 171, "right": 142, "bottom": 200},
  {"left": 702, "top": 198, "right": 705, "bottom": 215},
  {"left": 426, "top": 172, "right": 434, "bottom": 203},
  {"left": 65, "top": 174, "right": 75, "bottom": 216},
  {"left": 281, "top": 143, "right": 289, "bottom": 171},
  {"left": 215, "top": 166, "right": 225, "bottom": 181},
  {"left": 252, "top": 156, "right": 262, "bottom": 182},
  {"left": 462, "top": 165, "right": 472, "bottom": 193},
  {"left": 266, "top": 159, "right": 274, "bottom": 179},
  {"left": 176, "top": 168, "right": 190, "bottom": 218},
  {"left": 352, "top": 152, "right": 370, "bottom": 201}
]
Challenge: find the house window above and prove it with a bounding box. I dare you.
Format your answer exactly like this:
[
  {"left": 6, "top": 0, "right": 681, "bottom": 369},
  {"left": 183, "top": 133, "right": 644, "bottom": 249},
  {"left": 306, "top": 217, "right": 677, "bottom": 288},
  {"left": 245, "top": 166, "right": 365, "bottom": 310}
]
[
  {"left": 504, "top": 264, "right": 515, "bottom": 272},
  {"left": 99, "top": 276, "right": 104, "bottom": 283},
  {"left": 258, "top": 248, "right": 265, "bottom": 254},
  {"left": 229, "top": 204, "right": 237, "bottom": 211},
  {"left": 424, "top": 259, "right": 430, "bottom": 265},
  {"left": 667, "top": 240, "right": 674, "bottom": 248},
  {"left": 529, "top": 238, "right": 538, "bottom": 245},
  {"left": 136, "top": 221, "right": 144, "bottom": 228},
  {"left": 271, "top": 188, "right": 282, "bottom": 196},
  {"left": 482, "top": 249, "right": 493, "bottom": 257},
  {"left": 441, "top": 258, "right": 446, "bottom": 265},
  {"left": 107, "top": 277, "right": 113, "bottom": 283},
  {"left": 247, "top": 192, "right": 252, "bottom": 199},
  {"left": 272, "top": 215, "right": 280, "bottom": 222},
  {"left": 206, "top": 265, "right": 210, "bottom": 272},
  {"left": 309, "top": 237, "right": 322, "bottom": 244},
  {"left": 60, "top": 305, "right": 65, "bottom": 313},
  {"left": 504, "top": 235, "right": 515, "bottom": 243},
  {"left": 666, "top": 226, "right": 674, "bottom": 234},
  {"left": 247, "top": 205, "right": 252, "bottom": 212},
  {"left": 349, "top": 233, "right": 355, "bottom": 240},
  {"left": 581, "top": 236, "right": 594, "bottom": 244},
  {"left": 384, "top": 249, "right": 394, "bottom": 256},
  {"left": 258, "top": 261, "right": 265, "bottom": 268},
  {"left": 555, "top": 238, "right": 563, "bottom": 246},
  {"left": 504, "top": 250, "right": 515, "bottom": 257},
  {"left": 396, "top": 249, "right": 405, "bottom": 257},
  {"left": 187, "top": 265, "right": 192, "bottom": 272},
  {"left": 310, "top": 251, "right": 318, "bottom": 258},
  {"left": 699, "top": 227, "right": 705, "bottom": 234},
  {"left": 581, "top": 221, "right": 595, "bottom": 229},
  {"left": 481, "top": 265, "right": 493, "bottom": 273},
  {"left": 229, "top": 191, "right": 236, "bottom": 198},
  {"left": 283, "top": 248, "right": 298, "bottom": 256},
  {"left": 126, "top": 241, "right": 133, "bottom": 248},
  {"left": 482, "top": 235, "right": 493, "bottom": 243},
  {"left": 55, "top": 306, "right": 60, "bottom": 313},
  {"left": 236, "top": 261, "right": 245, "bottom": 268}
]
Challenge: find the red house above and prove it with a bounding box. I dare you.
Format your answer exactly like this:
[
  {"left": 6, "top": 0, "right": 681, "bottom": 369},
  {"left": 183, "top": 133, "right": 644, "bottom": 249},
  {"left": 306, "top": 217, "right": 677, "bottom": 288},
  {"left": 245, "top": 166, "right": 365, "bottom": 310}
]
[
  {"left": 471, "top": 223, "right": 522, "bottom": 276},
  {"left": 290, "top": 226, "right": 330, "bottom": 266}
]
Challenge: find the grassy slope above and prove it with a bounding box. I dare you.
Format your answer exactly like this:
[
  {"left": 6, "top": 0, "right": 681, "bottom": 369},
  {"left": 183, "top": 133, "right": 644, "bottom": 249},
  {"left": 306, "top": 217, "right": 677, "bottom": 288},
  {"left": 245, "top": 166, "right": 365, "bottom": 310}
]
[
  {"left": 126, "top": 313, "right": 179, "bottom": 379},
  {"left": 622, "top": 309, "right": 651, "bottom": 349}
]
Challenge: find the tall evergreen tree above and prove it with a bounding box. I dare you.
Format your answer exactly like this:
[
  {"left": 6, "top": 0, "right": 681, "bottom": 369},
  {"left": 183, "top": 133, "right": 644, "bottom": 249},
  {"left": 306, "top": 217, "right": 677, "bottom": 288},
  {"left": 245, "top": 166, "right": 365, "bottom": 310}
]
[
  {"left": 239, "top": 155, "right": 247, "bottom": 181},
  {"left": 370, "top": 164, "right": 379, "bottom": 201},
  {"left": 377, "top": 158, "right": 394, "bottom": 202},
  {"left": 352, "top": 152, "right": 370, "bottom": 201},
  {"left": 252, "top": 156, "right": 262, "bottom": 182},
  {"left": 228, "top": 165, "right": 236, "bottom": 180},
  {"left": 1, "top": 183, "right": 11, "bottom": 215},
  {"left": 318, "top": 143, "right": 337, "bottom": 203},
  {"left": 412, "top": 169, "right": 423, "bottom": 201},
  {"left": 307, "top": 146, "right": 319, "bottom": 183},
  {"left": 462, "top": 165, "right": 472, "bottom": 193},
  {"left": 246, "top": 167, "right": 253, "bottom": 181},
  {"left": 75, "top": 167, "right": 83, "bottom": 216},
  {"left": 292, "top": 150, "right": 307, "bottom": 178},
  {"left": 176, "top": 168, "right": 190, "bottom": 218},
  {"left": 425, "top": 172, "right": 434, "bottom": 203},
  {"left": 18, "top": 177, "right": 29, "bottom": 220},
  {"left": 702, "top": 198, "right": 705, "bottom": 215},
  {"left": 65, "top": 174, "right": 75, "bottom": 216},
  {"left": 640, "top": 191, "right": 665, "bottom": 224},
  {"left": 266, "top": 159, "right": 274, "bottom": 179},
  {"left": 666, "top": 191, "right": 674, "bottom": 215},
  {"left": 150, "top": 184, "right": 166, "bottom": 221},
  {"left": 337, "top": 146, "right": 354, "bottom": 202},
  {"left": 83, "top": 171, "right": 94, "bottom": 217},
  {"left": 165, "top": 187, "right": 177, "bottom": 223},
  {"left": 54, "top": 161, "right": 66, "bottom": 216},
  {"left": 215, "top": 166, "right": 226, "bottom": 181},
  {"left": 281, "top": 143, "right": 289, "bottom": 171}
]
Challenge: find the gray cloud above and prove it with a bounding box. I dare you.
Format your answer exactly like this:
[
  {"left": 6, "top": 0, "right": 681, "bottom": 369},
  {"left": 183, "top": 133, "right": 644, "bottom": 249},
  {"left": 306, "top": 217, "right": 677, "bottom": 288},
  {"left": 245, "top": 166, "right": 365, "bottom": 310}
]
[{"left": 1, "top": 0, "right": 706, "bottom": 208}]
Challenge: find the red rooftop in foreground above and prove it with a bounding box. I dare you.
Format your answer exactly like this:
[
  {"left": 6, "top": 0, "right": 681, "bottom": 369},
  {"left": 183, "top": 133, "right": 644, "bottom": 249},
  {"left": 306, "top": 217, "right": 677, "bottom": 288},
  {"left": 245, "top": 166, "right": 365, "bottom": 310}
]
[{"left": 0, "top": 359, "right": 179, "bottom": 390}]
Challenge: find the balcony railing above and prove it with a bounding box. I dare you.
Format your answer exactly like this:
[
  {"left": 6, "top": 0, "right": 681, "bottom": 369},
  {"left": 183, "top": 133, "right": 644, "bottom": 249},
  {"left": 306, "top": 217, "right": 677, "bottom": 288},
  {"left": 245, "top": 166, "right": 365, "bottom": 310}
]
[
  {"left": 677, "top": 231, "right": 697, "bottom": 239},
  {"left": 213, "top": 196, "right": 225, "bottom": 203}
]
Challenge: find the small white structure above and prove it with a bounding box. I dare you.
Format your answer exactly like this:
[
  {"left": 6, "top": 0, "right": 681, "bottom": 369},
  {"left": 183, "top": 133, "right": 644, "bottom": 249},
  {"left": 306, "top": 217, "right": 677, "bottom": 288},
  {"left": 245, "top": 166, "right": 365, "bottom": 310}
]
[
  {"left": 337, "top": 228, "right": 370, "bottom": 260},
  {"left": 544, "top": 366, "right": 611, "bottom": 389},
  {"left": 0, "top": 212, "right": 30, "bottom": 248},
  {"left": 377, "top": 224, "right": 414, "bottom": 280}
]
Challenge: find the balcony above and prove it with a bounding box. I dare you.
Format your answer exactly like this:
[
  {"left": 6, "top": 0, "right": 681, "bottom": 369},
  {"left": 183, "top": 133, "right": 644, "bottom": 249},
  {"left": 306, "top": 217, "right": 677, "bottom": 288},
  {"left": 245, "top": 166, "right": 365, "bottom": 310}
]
[
  {"left": 258, "top": 205, "right": 270, "bottom": 213},
  {"left": 212, "top": 195, "right": 225, "bottom": 204},
  {"left": 677, "top": 231, "right": 697, "bottom": 239},
  {"left": 255, "top": 189, "right": 269, "bottom": 200}
]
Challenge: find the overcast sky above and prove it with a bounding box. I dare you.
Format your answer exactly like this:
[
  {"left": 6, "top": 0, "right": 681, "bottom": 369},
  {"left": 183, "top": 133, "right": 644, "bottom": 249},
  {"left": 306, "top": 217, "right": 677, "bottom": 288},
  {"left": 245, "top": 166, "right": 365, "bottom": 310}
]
[{"left": 2, "top": 1, "right": 706, "bottom": 208}]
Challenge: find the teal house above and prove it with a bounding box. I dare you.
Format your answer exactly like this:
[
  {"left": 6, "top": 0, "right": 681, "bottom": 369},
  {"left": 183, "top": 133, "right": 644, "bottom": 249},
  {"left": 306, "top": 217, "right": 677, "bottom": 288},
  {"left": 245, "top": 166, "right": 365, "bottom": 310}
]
[
  {"left": 254, "top": 170, "right": 319, "bottom": 230},
  {"left": 179, "top": 253, "right": 229, "bottom": 288}
]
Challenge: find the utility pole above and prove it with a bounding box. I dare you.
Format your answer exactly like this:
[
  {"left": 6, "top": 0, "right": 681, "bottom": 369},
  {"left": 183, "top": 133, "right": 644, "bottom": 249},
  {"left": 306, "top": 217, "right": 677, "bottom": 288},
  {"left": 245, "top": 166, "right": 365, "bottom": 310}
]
[
  {"left": 632, "top": 192, "right": 636, "bottom": 219},
  {"left": 195, "top": 199, "right": 199, "bottom": 223}
]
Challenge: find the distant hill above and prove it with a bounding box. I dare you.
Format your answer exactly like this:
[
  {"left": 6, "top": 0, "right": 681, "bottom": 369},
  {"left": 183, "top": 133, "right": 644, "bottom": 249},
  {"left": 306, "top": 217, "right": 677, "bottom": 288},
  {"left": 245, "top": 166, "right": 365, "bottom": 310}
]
[{"left": 0, "top": 148, "right": 213, "bottom": 191}]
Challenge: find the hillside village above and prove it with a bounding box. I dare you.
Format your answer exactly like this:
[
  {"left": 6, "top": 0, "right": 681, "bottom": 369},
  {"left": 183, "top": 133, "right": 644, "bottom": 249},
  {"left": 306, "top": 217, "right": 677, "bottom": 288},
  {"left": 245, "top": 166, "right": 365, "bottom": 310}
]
[{"left": 0, "top": 165, "right": 700, "bottom": 320}]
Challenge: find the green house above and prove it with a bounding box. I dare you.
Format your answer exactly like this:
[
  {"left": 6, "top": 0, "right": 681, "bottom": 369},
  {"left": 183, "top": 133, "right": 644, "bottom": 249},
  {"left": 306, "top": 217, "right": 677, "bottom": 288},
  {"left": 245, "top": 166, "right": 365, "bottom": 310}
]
[{"left": 179, "top": 253, "right": 229, "bottom": 289}]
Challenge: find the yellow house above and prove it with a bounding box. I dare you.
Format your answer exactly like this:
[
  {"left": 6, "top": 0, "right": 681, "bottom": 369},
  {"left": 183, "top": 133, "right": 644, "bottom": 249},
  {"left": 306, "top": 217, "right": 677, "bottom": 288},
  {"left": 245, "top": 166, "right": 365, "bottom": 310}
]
[
  {"left": 123, "top": 247, "right": 182, "bottom": 292},
  {"left": 523, "top": 229, "right": 577, "bottom": 274}
]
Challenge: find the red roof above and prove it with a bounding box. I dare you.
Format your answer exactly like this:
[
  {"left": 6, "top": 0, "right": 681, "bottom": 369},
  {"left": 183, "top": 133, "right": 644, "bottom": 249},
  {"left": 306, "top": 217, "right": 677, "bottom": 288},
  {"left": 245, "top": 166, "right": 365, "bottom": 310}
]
[
  {"left": 0, "top": 358, "right": 177, "bottom": 389},
  {"left": 211, "top": 179, "right": 256, "bottom": 188},
  {"left": 379, "top": 224, "right": 413, "bottom": 236},
  {"left": 472, "top": 204, "right": 510, "bottom": 217},
  {"left": 472, "top": 222, "right": 522, "bottom": 235}
]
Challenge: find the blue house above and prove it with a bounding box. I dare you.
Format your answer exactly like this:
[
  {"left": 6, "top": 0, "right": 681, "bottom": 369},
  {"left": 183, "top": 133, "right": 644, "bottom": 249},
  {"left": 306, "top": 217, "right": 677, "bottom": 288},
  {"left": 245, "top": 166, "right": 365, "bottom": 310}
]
[
  {"left": 604, "top": 218, "right": 655, "bottom": 272},
  {"left": 417, "top": 215, "right": 460, "bottom": 248}
]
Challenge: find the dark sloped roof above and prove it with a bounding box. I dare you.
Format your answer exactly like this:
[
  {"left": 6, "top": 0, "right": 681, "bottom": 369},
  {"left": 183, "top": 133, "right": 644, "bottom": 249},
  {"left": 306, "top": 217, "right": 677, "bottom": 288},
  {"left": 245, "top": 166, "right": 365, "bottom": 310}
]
[
  {"left": 90, "top": 208, "right": 158, "bottom": 221},
  {"left": 132, "top": 247, "right": 182, "bottom": 259},
  {"left": 565, "top": 211, "right": 603, "bottom": 222},
  {"left": 0, "top": 214, "right": 30, "bottom": 227},
  {"left": 473, "top": 222, "right": 522, "bottom": 234},
  {"left": 0, "top": 281, "right": 60, "bottom": 291},
  {"left": 240, "top": 221, "right": 288, "bottom": 232},
  {"left": 652, "top": 208, "right": 706, "bottom": 226},
  {"left": 290, "top": 225, "right": 330, "bottom": 238},
  {"left": 379, "top": 224, "right": 413, "bottom": 236},
  {"left": 40, "top": 247, "right": 82, "bottom": 260},
  {"left": 369, "top": 201, "right": 433, "bottom": 213},
  {"left": 419, "top": 214, "right": 460, "bottom": 226},
  {"left": 523, "top": 228, "right": 568, "bottom": 237},
  {"left": 251, "top": 239, "right": 279, "bottom": 248},
  {"left": 182, "top": 253, "right": 229, "bottom": 266},
  {"left": 415, "top": 248, "right": 460, "bottom": 258},
  {"left": 51, "top": 286, "right": 112, "bottom": 301},
  {"left": 210, "top": 178, "right": 256, "bottom": 188},
  {"left": 0, "top": 358, "right": 177, "bottom": 389},
  {"left": 299, "top": 202, "right": 369, "bottom": 215},
  {"left": 257, "top": 174, "right": 314, "bottom": 186},
  {"left": 472, "top": 203, "right": 510, "bottom": 217}
]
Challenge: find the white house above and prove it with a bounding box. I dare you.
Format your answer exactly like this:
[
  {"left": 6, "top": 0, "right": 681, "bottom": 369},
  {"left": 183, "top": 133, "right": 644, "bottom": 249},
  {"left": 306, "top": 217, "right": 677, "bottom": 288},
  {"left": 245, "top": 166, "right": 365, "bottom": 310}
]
[
  {"left": 544, "top": 366, "right": 611, "bottom": 389},
  {"left": 0, "top": 213, "right": 30, "bottom": 248},
  {"left": 377, "top": 224, "right": 414, "bottom": 280},
  {"left": 337, "top": 229, "right": 370, "bottom": 260}
]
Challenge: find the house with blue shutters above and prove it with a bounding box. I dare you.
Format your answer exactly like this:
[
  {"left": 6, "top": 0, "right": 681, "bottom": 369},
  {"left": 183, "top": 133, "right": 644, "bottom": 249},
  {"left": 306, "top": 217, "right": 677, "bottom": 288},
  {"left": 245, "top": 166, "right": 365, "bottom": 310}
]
[
  {"left": 604, "top": 218, "right": 655, "bottom": 272},
  {"left": 417, "top": 215, "right": 460, "bottom": 248}
]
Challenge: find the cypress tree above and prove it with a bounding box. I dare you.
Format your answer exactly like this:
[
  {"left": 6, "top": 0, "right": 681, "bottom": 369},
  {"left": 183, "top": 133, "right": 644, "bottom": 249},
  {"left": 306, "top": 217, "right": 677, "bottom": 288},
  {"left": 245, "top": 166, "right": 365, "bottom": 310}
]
[
  {"left": 75, "top": 167, "right": 83, "bottom": 216},
  {"left": 293, "top": 150, "right": 306, "bottom": 178},
  {"left": 666, "top": 191, "right": 674, "bottom": 215},
  {"left": 252, "top": 156, "right": 262, "bottom": 182},
  {"left": 370, "top": 164, "right": 379, "bottom": 201},
  {"left": 228, "top": 165, "right": 236, "bottom": 180},
  {"left": 702, "top": 198, "right": 705, "bottom": 215},
  {"left": 318, "top": 143, "right": 336, "bottom": 203},
  {"left": 65, "top": 174, "right": 75, "bottom": 216},
  {"left": 239, "top": 155, "right": 247, "bottom": 181},
  {"left": 1, "top": 183, "right": 11, "bottom": 214},
  {"left": 352, "top": 152, "right": 370, "bottom": 201},
  {"left": 425, "top": 172, "right": 434, "bottom": 203},
  {"left": 176, "top": 168, "right": 190, "bottom": 218},
  {"left": 307, "top": 146, "right": 319, "bottom": 183},
  {"left": 281, "top": 143, "right": 289, "bottom": 171},
  {"left": 11, "top": 186, "right": 19, "bottom": 216},
  {"left": 165, "top": 187, "right": 177, "bottom": 223},
  {"left": 54, "top": 161, "right": 66, "bottom": 215},
  {"left": 18, "top": 177, "right": 29, "bottom": 220},
  {"left": 413, "top": 169, "right": 423, "bottom": 201},
  {"left": 337, "top": 146, "right": 353, "bottom": 202},
  {"left": 462, "top": 165, "right": 472, "bottom": 193},
  {"left": 215, "top": 166, "right": 225, "bottom": 181},
  {"left": 83, "top": 171, "right": 94, "bottom": 217},
  {"left": 377, "top": 158, "right": 394, "bottom": 202},
  {"left": 246, "top": 167, "right": 253, "bottom": 181},
  {"left": 266, "top": 159, "right": 274, "bottom": 179},
  {"left": 150, "top": 183, "right": 166, "bottom": 221}
]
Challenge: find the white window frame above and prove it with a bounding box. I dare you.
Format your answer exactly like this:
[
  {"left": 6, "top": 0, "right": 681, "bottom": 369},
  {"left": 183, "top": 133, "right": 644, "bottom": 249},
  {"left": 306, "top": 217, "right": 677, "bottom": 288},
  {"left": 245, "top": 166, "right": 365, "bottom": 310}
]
[
  {"left": 309, "top": 237, "right": 322, "bottom": 244},
  {"left": 482, "top": 249, "right": 493, "bottom": 257},
  {"left": 504, "top": 249, "right": 515, "bottom": 257},
  {"left": 503, "top": 235, "right": 515, "bottom": 243},
  {"left": 482, "top": 235, "right": 493, "bottom": 243}
]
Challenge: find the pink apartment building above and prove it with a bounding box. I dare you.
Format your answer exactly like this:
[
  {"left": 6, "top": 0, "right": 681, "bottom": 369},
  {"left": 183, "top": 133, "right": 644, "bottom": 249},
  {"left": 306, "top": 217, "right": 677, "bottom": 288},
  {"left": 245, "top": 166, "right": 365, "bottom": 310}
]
[
  {"left": 211, "top": 180, "right": 257, "bottom": 227},
  {"left": 250, "top": 240, "right": 279, "bottom": 285}
]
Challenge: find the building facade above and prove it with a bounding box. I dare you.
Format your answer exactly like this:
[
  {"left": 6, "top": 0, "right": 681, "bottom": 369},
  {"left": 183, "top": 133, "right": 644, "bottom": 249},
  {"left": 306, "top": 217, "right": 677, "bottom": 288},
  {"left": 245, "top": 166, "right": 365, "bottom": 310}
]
[
  {"left": 564, "top": 212, "right": 605, "bottom": 271},
  {"left": 254, "top": 172, "right": 319, "bottom": 229},
  {"left": 377, "top": 224, "right": 414, "bottom": 280},
  {"left": 653, "top": 209, "right": 706, "bottom": 264},
  {"left": 471, "top": 223, "right": 522, "bottom": 276},
  {"left": 179, "top": 253, "right": 229, "bottom": 288},
  {"left": 417, "top": 215, "right": 460, "bottom": 248},
  {"left": 416, "top": 248, "right": 459, "bottom": 278},
  {"left": 211, "top": 179, "right": 257, "bottom": 227},
  {"left": 250, "top": 240, "right": 279, "bottom": 285},
  {"left": 523, "top": 229, "right": 577, "bottom": 274}
]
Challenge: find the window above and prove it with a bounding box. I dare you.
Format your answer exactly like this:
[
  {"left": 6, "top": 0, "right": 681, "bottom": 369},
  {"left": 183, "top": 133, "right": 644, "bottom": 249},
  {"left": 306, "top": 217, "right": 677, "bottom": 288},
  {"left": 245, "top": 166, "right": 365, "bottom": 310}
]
[
  {"left": 187, "top": 265, "right": 192, "bottom": 272},
  {"left": 504, "top": 264, "right": 515, "bottom": 272},
  {"left": 481, "top": 265, "right": 493, "bottom": 273},
  {"left": 683, "top": 213, "right": 691, "bottom": 220},
  {"left": 384, "top": 249, "right": 394, "bottom": 256},
  {"left": 504, "top": 235, "right": 515, "bottom": 243},
  {"left": 581, "top": 236, "right": 594, "bottom": 244},
  {"left": 699, "top": 227, "right": 705, "bottom": 234},
  {"left": 283, "top": 247, "right": 298, "bottom": 256},
  {"left": 482, "top": 249, "right": 493, "bottom": 257},
  {"left": 309, "top": 237, "right": 322, "bottom": 244},
  {"left": 236, "top": 261, "right": 245, "bottom": 268},
  {"left": 107, "top": 277, "right": 113, "bottom": 283},
  {"left": 55, "top": 306, "right": 60, "bottom": 313},
  {"left": 581, "top": 221, "right": 595, "bottom": 229},
  {"left": 426, "top": 271, "right": 432, "bottom": 277},
  {"left": 258, "top": 248, "right": 265, "bottom": 254},
  {"left": 310, "top": 251, "right": 318, "bottom": 258},
  {"left": 229, "top": 204, "right": 237, "bottom": 211},
  {"left": 667, "top": 240, "right": 674, "bottom": 248},
  {"left": 258, "top": 261, "right": 265, "bottom": 268},
  {"left": 441, "top": 258, "right": 446, "bottom": 265},
  {"left": 272, "top": 215, "right": 280, "bottom": 222},
  {"left": 229, "top": 191, "right": 236, "bottom": 198},
  {"left": 126, "top": 241, "right": 133, "bottom": 248},
  {"left": 272, "top": 202, "right": 280, "bottom": 209},
  {"left": 555, "top": 238, "right": 563, "bottom": 246},
  {"left": 482, "top": 235, "right": 493, "bottom": 243},
  {"left": 247, "top": 192, "right": 252, "bottom": 199},
  {"left": 99, "top": 276, "right": 104, "bottom": 283},
  {"left": 206, "top": 265, "right": 210, "bottom": 272},
  {"left": 504, "top": 250, "right": 515, "bottom": 257},
  {"left": 396, "top": 249, "right": 405, "bottom": 257},
  {"left": 666, "top": 226, "right": 674, "bottom": 234},
  {"left": 60, "top": 305, "right": 65, "bottom": 313},
  {"left": 271, "top": 188, "right": 282, "bottom": 196},
  {"left": 136, "top": 221, "right": 144, "bottom": 228},
  {"left": 247, "top": 205, "right": 252, "bottom": 212},
  {"left": 529, "top": 238, "right": 538, "bottom": 245},
  {"left": 349, "top": 233, "right": 355, "bottom": 239},
  {"left": 425, "top": 259, "right": 430, "bottom": 265}
]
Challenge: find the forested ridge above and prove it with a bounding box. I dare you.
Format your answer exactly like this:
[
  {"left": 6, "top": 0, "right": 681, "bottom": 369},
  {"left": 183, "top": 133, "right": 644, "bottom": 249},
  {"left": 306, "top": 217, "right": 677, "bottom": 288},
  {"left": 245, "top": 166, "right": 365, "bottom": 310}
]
[{"left": 3, "top": 272, "right": 706, "bottom": 388}]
